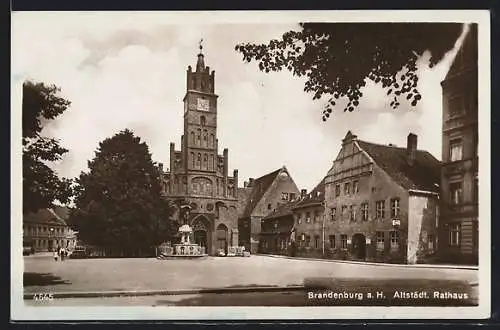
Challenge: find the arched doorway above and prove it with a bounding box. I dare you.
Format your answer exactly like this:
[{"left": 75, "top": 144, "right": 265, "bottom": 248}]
[
  {"left": 216, "top": 224, "right": 228, "bottom": 254},
  {"left": 192, "top": 216, "right": 210, "bottom": 255},
  {"left": 351, "top": 233, "right": 366, "bottom": 260}
]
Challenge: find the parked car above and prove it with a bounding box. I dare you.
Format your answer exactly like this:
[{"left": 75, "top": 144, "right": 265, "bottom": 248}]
[
  {"left": 23, "top": 239, "right": 35, "bottom": 255},
  {"left": 23, "top": 246, "right": 35, "bottom": 256},
  {"left": 69, "top": 246, "right": 88, "bottom": 259}
]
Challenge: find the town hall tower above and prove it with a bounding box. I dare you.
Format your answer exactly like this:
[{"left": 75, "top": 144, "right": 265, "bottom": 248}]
[{"left": 161, "top": 45, "right": 240, "bottom": 256}]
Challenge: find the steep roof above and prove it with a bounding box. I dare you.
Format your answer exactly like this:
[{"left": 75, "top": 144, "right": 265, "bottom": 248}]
[
  {"left": 444, "top": 24, "right": 477, "bottom": 81},
  {"left": 240, "top": 167, "right": 283, "bottom": 218},
  {"left": 23, "top": 208, "right": 68, "bottom": 227},
  {"left": 263, "top": 200, "right": 301, "bottom": 221},
  {"left": 52, "top": 206, "right": 70, "bottom": 220},
  {"left": 357, "top": 140, "right": 441, "bottom": 192},
  {"left": 293, "top": 178, "right": 326, "bottom": 209}
]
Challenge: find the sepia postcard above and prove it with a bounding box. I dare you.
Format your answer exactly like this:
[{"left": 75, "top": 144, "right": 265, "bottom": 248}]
[{"left": 11, "top": 10, "right": 491, "bottom": 320}]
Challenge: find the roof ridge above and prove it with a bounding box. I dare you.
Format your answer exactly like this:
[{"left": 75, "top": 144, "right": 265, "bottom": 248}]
[
  {"left": 241, "top": 167, "right": 285, "bottom": 218},
  {"left": 253, "top": 167, "right": 282, "bottom": 182},
  {"left": 358, "top": 139, "right": 436, "bottom": 154}
]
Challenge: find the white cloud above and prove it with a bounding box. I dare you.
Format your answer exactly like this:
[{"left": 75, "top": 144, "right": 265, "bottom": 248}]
[{"left": 12, "top": 12, "right": 463, "bottom": 191}]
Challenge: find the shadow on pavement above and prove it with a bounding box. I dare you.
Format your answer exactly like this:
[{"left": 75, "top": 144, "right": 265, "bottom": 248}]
[
  {"left": 154, "top": 278, "right": 478, "bottom": 307},
  {"left": 24, "top": 272, "right": 71, "bottom": 286}
]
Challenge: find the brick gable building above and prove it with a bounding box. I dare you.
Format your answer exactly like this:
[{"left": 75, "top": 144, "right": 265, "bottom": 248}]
[
  {"left": 324, "top": 131, "right": 441, "bottom": 264},
  {"left": 238, "top": 166, "right": 300, "bottom": 253},
  {"left": 160, "top": 48, "right": 239, "bottom": 255}
]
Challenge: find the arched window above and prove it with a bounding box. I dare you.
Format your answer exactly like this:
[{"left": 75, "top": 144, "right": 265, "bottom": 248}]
[
  {"left": 191, "top": 152, "right": 195, "bottom": 168},
  {"left": 216, "top": 178, "right": 220, "bottom": 195},
  {"left": 210, "top": 134, "right": 215, "bottom": 148},
  {"left": 203, "top": 154, "right": 208, "bottom": 169},
  {"left": 197, "top": 153, "right": 201, "bottom": 168},
  {"left": 183, "top": 177, "right": 188, "bottom": 193},
  {"left": 190, "top": 131, "right": 195, "bottom": 145},
  {"left": 197, "top": 129, "right": 201, "bottom": 146},
  {"left": 211, "top": 155, "right": 214, "bottom": 171},
  {"left": 200, "top": 116, "right": 206, "bottom": 126},
  {"left": 203, "top": 130, "right": 208, "bottom": 147},
  {"left": 174, "top": 177, "right": 179, "bottom": 193}
]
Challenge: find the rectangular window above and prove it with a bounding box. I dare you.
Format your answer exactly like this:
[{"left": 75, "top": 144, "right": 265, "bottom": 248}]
[
  {"left": 353, "top": 180, "right": 359, "bottom": 194},
  {"left": 330, "top": 207, "right": 336, "bottom": 221},
  {"left": 344, "top": 182, "right": 350, "bottom": 195},
  {"left": 449, "top": 139, "right": 463, "bottom": 162},
  {"left": 281, "top": 192, "right": 289, "bottom": 201},
  {"left": 306, "top": 212, "right": 311, "bottom": 223},
  {"left": 450, "top": 182, "right": 463, "bottom": 205},
  {"left": 305, "top": 235, "right": 311, "bottom": 247},
  {"left": 297, "top": 214, "right": 302, "bottom": 224},
  {"left": 361, "top": 203, "right": 369, "bottom": 221},
  {"left": 340, "top": 235, "right": 348, "bottom": 249},
  {"left": 428, "top": 234, "right": 435, "bottom": 251},
  {"left": 376, "top": 200, "right": 385, "bottom": 219},
  {"left": 449, "top": 95, "right": 464, "bottom": 118},
  {"left": 474, "top": 176, "right": 479, "bottom": 203},
  {"left": 376, "top": 231, "right": 385, "bottom": 251},
  {"left": 289, "top": 193, "right": 296, "bottom": 201},
  {"left": 349, "top": 205, "right": 356, "bottom": 222},
  {"left": 473, "top": 131, "right": 478, "bottom": 157},
  {"left": 341, "top": 205, "right": 347, "bottom": 221},
  {"left": 335, "top": 185, "right": 341, "bottom": 197},
  {"left": 329, "top": 235, "right": 336, "bottom": 249},
  {"left": 390, "top": 198, "right": 400, "bottom": 218},
  {"left": 314, "top": 235, "right": 320, "bottom": 249},
  {"left": 449, "top": 223, "right": 460, "bottom": 246},
  {"left": 390, "top": 231, "right": 400, "bottom": 250}
]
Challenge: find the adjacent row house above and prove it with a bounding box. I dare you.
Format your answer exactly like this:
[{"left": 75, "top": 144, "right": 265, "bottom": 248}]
[
  {"left": 238, "top": 166, "right": 300, "bottom": 254},
  {"left": 439, "top": 24, "right": 478, "bottom": 265},
  {"left": 260, "top": 131, "right": 441, "bottom": 265},
  {"left": 325, "top": 131, "right": 441, "bottom": 264}
]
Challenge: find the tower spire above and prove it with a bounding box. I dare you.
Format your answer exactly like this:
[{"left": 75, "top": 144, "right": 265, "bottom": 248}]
[{"left": 196, "top": 38, "right": 205, "bottom": 72}]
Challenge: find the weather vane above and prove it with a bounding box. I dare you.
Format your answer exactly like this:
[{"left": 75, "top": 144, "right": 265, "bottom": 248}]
[{"left": 199, "top": 38, "right": 203, "bottom": 53}]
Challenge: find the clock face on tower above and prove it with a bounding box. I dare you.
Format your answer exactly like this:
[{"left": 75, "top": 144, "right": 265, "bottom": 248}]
[{"left": 197, "top": 98, "right": 210, "bottom": 111}]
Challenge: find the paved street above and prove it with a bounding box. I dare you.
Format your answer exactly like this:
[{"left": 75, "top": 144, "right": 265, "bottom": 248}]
[
  {"left": 25, "top": 288, "right": 478, "bottom": 307},
  {"left": 23, "top": 254, "right": 478, "bottom": 295}
]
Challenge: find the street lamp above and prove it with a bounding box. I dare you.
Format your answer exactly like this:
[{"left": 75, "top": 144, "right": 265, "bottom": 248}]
[{"left": 49, "top": 228, "right": 54, "bottom": 252}]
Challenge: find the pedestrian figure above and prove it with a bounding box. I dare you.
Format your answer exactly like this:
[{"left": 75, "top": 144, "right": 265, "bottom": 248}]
[
  {"left": 61, "top": 248, "right": 65, "bottom": 261},
  {"left": 53, "top": 250, "right": 58, "bottom": 261}
]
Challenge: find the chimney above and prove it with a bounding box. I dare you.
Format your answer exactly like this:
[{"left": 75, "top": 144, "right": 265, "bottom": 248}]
[
  {"left": 158, "top": 163, "right": 163, "bottom": 172},
  {"left": 244, "top": 181, "right": 249, "bottom": 188},
  {"left": 248, "top": 178, "right": 254, "bottom": 186},
  {"left": 407, "top": 133, "right": 417, "bottom": 165},
  {"left": 301, "top": 189, "right": 307, "bottom": 199}
]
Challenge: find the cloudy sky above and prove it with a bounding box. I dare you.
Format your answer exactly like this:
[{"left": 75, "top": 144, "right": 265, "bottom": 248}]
[{"left": 12, "top": 12, "right": 467, "bottom": 191}]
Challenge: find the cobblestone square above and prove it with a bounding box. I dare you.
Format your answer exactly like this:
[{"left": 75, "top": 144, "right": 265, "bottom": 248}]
[{"left": 23, "top": 254, "right": 478, "bottom": 295}]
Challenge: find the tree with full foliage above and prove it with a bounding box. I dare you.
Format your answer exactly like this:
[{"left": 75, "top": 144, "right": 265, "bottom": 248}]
[
  {"left": 22, "top": 81, "right": 73, "bottom": 213},
  {"left": 70, "top": 129, "right": 176, "bottom": 254},
  {"left": 235, "top": 23, "right": 464, "bottom": 121}
]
